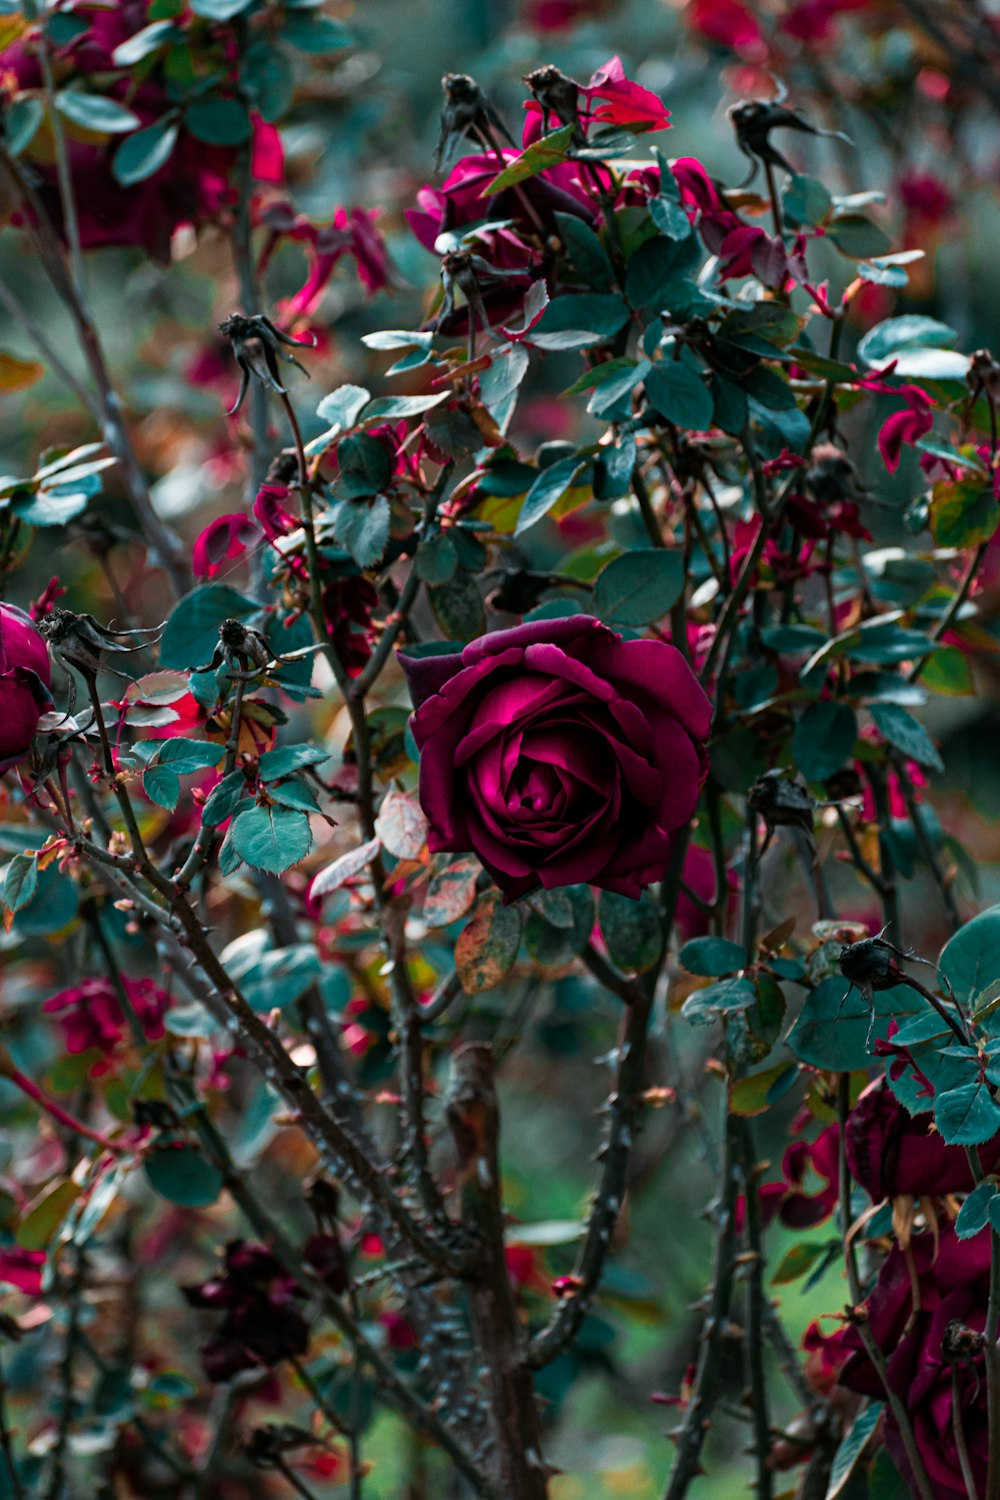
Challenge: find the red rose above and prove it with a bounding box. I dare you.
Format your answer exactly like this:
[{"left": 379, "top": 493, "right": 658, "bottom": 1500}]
[
  {"left": 838, "top": 1222, "right": 990, "bottom": 1500},
  {"left": 401, "top": 616, "right": 711, "bottom": 901},
  {"left": 0, "top": 603, "right": 52, "bottom": 771},
  {"left": 846, "top": 1076, "right": 1000, "bottom": 1200}
]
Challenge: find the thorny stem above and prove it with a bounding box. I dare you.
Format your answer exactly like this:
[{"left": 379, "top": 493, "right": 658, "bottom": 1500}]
[
  {"left": 46, "top": 1244, "right": 86, "bottom": 1500},
  {"left": 0, "top": 1347, "right": 24, "bottom": 1500},
  {"left": 660, "top": 1085, "right": 741, "bottom": 1500},
  {"left": 632, "top": 464, "right": 665, "bottom": 548},
  {"left": 739, "top": 1125, "right": 772, "bottom": 1500},
  {"left": 837, "top": 1077, "right": 936, "bottom": 1500},
  {"left": 531, "top": 833, "right": 692, "bottom": 1369}
]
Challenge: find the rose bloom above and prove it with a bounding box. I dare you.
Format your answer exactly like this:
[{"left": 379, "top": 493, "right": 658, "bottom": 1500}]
[
  {"left": 401, "top": 617, "right": 711, "bottom": 900},
  {"left": 0, "top": 603, "right": 52, "bottom": 770},
  {"left": 846, "top": 1076, "right": 1000, "bottom": 1199},
  {"left": 838, "top": 1222, "right": 990, "bottom": 1500},
  {"left": 44, "top": 975, "right": 169, "bottom": 1074}
]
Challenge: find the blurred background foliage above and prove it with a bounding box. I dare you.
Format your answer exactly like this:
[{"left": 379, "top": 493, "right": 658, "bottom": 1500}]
[{"left": 4, "top": 0, "right": 1000, "bottom": 1495}]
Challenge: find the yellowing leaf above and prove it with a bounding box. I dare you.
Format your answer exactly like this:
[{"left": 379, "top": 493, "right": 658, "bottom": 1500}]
[{"left": 0, "top": 351, "right": 45, "bottom": 393}]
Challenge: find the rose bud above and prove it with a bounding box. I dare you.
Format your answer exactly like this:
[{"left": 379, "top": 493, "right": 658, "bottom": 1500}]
[
  {"left": 0, "top": 603, "right": 52, "bottom": 771},
  {"left": 400, "top": 616, "right": 711, "bottom": 900}
]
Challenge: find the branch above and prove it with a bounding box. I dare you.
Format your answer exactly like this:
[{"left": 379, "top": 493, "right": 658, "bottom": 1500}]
[{"left": 446, "top": 1044, "right": 549, "bottom": 1497}]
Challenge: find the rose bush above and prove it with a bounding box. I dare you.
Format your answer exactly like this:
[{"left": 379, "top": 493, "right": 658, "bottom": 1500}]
[{"left": 402, "top": 616, "right": 711, "bottom": 900}]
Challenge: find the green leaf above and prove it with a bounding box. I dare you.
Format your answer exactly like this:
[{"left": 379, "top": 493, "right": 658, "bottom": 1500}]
[
  {"left": 597, "top": 890, "right": 664, "bottom": 974},
  {"left": 334, "top": 432, "right": 393, "bottom": 499},
  {"left": 956, "top": 1180, "right": 997, "bottom": 1239},
  {"left": 786, "top": 977, "right": 915, "bottom": 1070},
  {"left": 258, "top": 744, "right": 329, "bottom": 781},
  {"left": 160, "top": 584, "right": 258, "bottom": 670},
  {"left": 940, "top": 904, "right": 1000, "bottom": 1004},
  {"left": 625, "top": 235, "right": 699, "bottom": 309},
  {"left": 225, "top": 941, "right": 322, "bottom": 1011},
  {"left": 112, "top": 118, "right": 179, "bottom": 186},
  {"left": 428, "top": 571, "right": 485, "bottom": 642},
  {"left": 17, "top": 1180, "right": 80, "bottom": 1250},
  {"left": 730, "top": 1060, "right": 797, "bottom": 1117},
  {"left": 514, "top": 456, "right": 585, "bottom": 536},
  {"left": 365, "top": 392, "right": 449, "bottom": 421},
  {"left": 858, "top": 316, "right": 958, "bottom": 367},
  {"left": 332, "top": 496, "right": 390, "bottom": 568},
  {"left": 918, "top": 646, "right": 974, "bottom": 697},
  {"left": 890, "top": 348, "right": 969, "bottom": 381},
  {"left": 679, "top": 936, "right": 745, "bottom": 977},
  {"left": 588, "top": 359, "right": 647, "bottom": 418},
  {"left": 554, "top": 211, "right": 614, "bottom": 290},
  {"left": 930, "top": 477, "right": 999, "bottom": 549},
  {"left": 781, "top": 173, "right": 832, "bottom": 228},
  {"left": 870, "top": 702, "right": 943, "bottom": 772},
  {"left": 455, "top": 891, "right": 523, "bottom": 995},
  {"left": 111, "top": 18, "right": 179, "bottom": 64},
  {"left": 826, "top": 214, "right": 892, "bottom": 259},
  {"left": 415, "top": 532, "right": 458, "bottom": 585},
  {"left": 185, "top": 95, "right": 251, "bottom": 146},
  {"left": 317, "top": 384, "right": 370, "bottom": 431},
  {"left": 827, "top": 1403, "right": 885, "bottom": 1498},
  {"left": 7, "top": 862, "right": 78, "bottom": 936},
  {"left": 56, "top": 92, "right": 141, "bottom": 134},
  {"left": 681, "top": 977, "right": 756, "bottom": 1025},
  {"left": 228, "top": 806, "right": 313, "bottom": 874},
  {"left": 793, "top": 701, "right": 857, "bottom": 782},
  {"left": 482, "top": 125, "right": 575, "bottom": 194},
  {"left": 769, "top": 1240, "right": 829, "bottom": 1286},
  {"left": 143, "top": 764, "right": 181, "bottom": 811},
  {"left": 11, "top": 489, "right": 90, "bottom": 527},
  {"left": 150, "top": 737, "right": 225, "bottom": 774},
  {"left": 531, "top": 294, "right": 631, "bottom": 348},
  {"left": 644, "top": 361, "right": 714, "bottom": 430},
  {"left": 144, "top": 1146, "right": 224, "bottom": 1208},
  {"left": 524, "top": 885, "right": 594, "bottom": 967},
  {"left": 4, "top": 96, "right": 44, "bottom": 156},
  {"left": 592, "top": 549, "right": 685, "bottom": 626},
  {"left": 760, "top": 624, "right": 827, "bottom": 654},
  {"left": 935, "top": 1081, "right": 1000, "bottom": 1146},
  {"left": 2, "top": 853, "right": 37, "bottom": 915}
]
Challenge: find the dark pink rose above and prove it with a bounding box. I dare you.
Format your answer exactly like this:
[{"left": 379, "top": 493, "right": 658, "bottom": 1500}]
[
  {"left": 43, "top": 975, "right": 168, "bottom": 1075},
  {"left": 0, "top": 603, "right": 52, "bottom": 771},
  {"left": 759, "top": 1125, "right": 840, "bottom": 1229},
  {"left": 401, "top": 616, "right": 711, "bottom": 900},
  {"left": 192, "top": 513, "right": 257, "bottom": 578},
  {"left": 0, "top": 1246, "right": 45, "bottom": 1295},
  {"left": 846, "top": 1076, "right": 1000, "bottom": 1199},
  {"left": 838, "top": 1222, "right": 990, "bottom": 1500}
]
